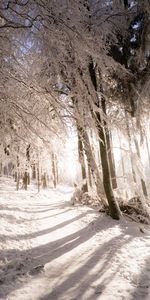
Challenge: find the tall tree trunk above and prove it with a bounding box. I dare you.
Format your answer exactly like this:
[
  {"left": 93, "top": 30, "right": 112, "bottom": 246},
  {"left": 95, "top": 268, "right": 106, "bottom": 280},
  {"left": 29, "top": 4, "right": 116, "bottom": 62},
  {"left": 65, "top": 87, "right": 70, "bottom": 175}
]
[
  {"left": 26, "top": 144, "right": 30, "bottom": 186},
  {"left": 88, "top": 59, "right": 121, "bottom": 219},
  {"left": 101, "top": 100, "right": 117, "bottom": 189},
  {"left": 52, "top": 152, "right": 57, "bottom": 188},
  {"left": 132, "top": 130, "right": 148, "bottom": 197},
  {"left": 96, "top": 101, "right": 121, "bottom": 219},
  {"left": 87, "top": 161, "right": 92, "bottom": 188},
  {"left": 125, "top": 111, "right": 137, "bottom": 184},
  {"left": 42, "top": 172, "right": 47, "bottom": 188},
  {"left": 0, "top": 162, "right": 2, "bottom": 176},
  {"left": 145, "top": 133, "right": 150, "bottom": 166},
  {"left": 78, "top": 124, "right": 106, "bottom": 206},
  {"left": 55, "top": 155, "right": 59, "bottom": 185},
  {"left": 126, "top": 111, "right": 148, "bottom": 199},
  {"left": 118, "top": 129, "right": 128, "bottom": 199},
  {"left": 32, "top": 163, "right": 36, "bottom": 179},
  {"left": 77, "top": 125, "right": 88, "bottom": 193},
  {"left": 16, "top": 155, "right": 20, "bottom": 191},
  {"left": 37, "top": 158, "right": 40, "bottom": 193},
  {"left": 23, "top": 171, "right": 28, "bottom": 190}
]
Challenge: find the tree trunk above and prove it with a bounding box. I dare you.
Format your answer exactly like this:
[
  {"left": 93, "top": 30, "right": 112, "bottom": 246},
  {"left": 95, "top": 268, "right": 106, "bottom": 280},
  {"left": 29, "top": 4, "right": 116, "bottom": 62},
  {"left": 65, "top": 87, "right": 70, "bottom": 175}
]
[
  {"left": 102, "top": 100, "right": 117, "bottom": 190},
  {"left": 16, "top": 155, "right": 20, "bottom": 191},
  {"left": 109, "top": 132, "right": 117, "bottom": 189},
  {"left": 133, "top": 134, "right": 148, "bottom": 197},
  {"left": 145, "top": 133, "right": 150, "bottom": 166},
  {"left": 125, "top": 111, "right": 148, "bottom": 201},
  {"left": 27, "top": 173, "right": 30, "bottom": 185},
  {"left": 16, "top": 172, "right": 20, "bottom": 191},
  {"left": 42, "top": 172, "right": 47, "bottom": 188},
  {"left": 23, "top": 171, "right": 28, "bottom": 190},
  {"left": 96, "top": 102, "right": 121, "bottom": 219},
  {"left": 78, "top": 124, "right": 106, "bottom": 206},
  {"left": 52, "top": 152, "right": 57, "bottom": 188},
  {"left": 118, "top": 132, "right": 125, "bottom": 178},
  {"left": 37, "top": 159, "right": 40, "bottom": 193},
  {"left": 77, "top": 125, "right": 88, "bottom": 193},
  {"left": 0, "top": 162, "right": 2, "bottom": 176},
  {"left": 125, "top": 111, "right": 137, "bottom": 184},
  {"left": 118, "top": 129, "right": 128, "bottom": 200},
  {"left": 87, "top": 161, "right": 92, "bottom": 188},
  {"left": 55, "top": 155, "right": 59, "bottom": 185},
  {"left": 88, "top": 59, "right": 121, "bottom": 219},
  {"left": 123, "top": 0, "right": 128, "bottom": 8},
  {"left": 32, "top": 163, "right": 36, "bottom": 179},
  {"left": 26, "top": 144, "right": 30, "bottom": 186}
]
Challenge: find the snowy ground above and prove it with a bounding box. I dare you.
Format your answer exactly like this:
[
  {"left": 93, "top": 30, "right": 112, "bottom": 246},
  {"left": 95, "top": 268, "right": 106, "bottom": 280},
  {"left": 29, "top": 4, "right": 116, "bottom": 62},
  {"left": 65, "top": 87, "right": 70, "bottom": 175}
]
[{"left": 0, "top": 177, "right": 150, "bottom": 300}]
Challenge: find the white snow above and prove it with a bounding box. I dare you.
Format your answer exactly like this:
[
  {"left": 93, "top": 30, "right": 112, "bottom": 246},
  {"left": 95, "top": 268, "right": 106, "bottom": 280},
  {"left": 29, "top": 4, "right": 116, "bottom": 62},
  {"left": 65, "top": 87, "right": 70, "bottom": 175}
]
[{"left": 0, "top": 177, "right": 150, "bottom": 300}]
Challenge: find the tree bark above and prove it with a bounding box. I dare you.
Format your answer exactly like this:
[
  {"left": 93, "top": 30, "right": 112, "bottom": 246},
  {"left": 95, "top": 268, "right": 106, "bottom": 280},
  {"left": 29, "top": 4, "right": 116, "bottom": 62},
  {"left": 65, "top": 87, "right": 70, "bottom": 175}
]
[
  {"left": 87, "top": 161, "right": 92, "bottom": 188},
  {"left": 123, "top": 0, "right": 128, "bottom": 8},
  {"left": 16, "top": 155, "right": 20, "bottom": 191},
  {"left": 145, "top": 133, "right": 150, "bottom": 166},
  {"left": 26, "top": 144, "right": 30, "bottom": 186},
  {"left": 55, "top": 155, "right": 59, "bottom": 185},
  {"left": 52, "top": 152, "right": 57, "bottom": 188},
  {"left": 32, "top": 163, "right": 36, "bottom": 179},
  {"left": 89, "top": 60, "right": 121, "bottom": 219},
  {"left": 78, "top": 124, "right": 106, "bottom": 206},
  {"left": 118, "top": 129, "right": 128, "bottom": 199},
  {"left": 125, "top": 111, "right": 137, "bottom": 184},
  {"left": 77, "top": 125, "right": 88, "bottom": 193},
  {"left": 23, "top": 171, "right": 28, "bottom": 190},
  {"left": 133, "top": 135, "right": 148, "bottom": 197},
  {"left": 0, "top": 162, "right": 2, "bottom": 176},
  {"left": 42, "top": 172, "right": 47, "bottom": 188},
  {"left": 126, "top": 111, "right": 148, "bottom": 199},
  {"left": 95, "top": 101, "right": 121, "bottom": 219},
  {"left": 37, "top": 158, "right": 40, "bottom": 193},
  {"left": 101, "top": 100, "right": 117, "bottom": 190}
]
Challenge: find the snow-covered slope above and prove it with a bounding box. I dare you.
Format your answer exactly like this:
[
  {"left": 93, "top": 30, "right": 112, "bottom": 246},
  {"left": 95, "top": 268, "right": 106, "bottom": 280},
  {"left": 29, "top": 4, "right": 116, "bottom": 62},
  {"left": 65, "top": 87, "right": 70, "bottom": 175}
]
[{"left": 0, "top": 177, "right": 150, "bottom": 300}]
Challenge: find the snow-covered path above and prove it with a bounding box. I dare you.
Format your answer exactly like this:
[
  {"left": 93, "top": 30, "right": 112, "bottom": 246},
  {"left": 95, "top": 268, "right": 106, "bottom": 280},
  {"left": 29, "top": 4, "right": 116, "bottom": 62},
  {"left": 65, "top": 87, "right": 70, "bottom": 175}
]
[{"left": 0, "top": 177, "right": 150, "bottom": 300}]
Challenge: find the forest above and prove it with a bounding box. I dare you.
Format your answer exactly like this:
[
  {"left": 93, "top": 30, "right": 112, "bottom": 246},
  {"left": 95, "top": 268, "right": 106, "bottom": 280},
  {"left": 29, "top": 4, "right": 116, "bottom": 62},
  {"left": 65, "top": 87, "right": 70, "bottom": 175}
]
[{"left": 0, "top": 1, "right": 150, "bottom": 299}]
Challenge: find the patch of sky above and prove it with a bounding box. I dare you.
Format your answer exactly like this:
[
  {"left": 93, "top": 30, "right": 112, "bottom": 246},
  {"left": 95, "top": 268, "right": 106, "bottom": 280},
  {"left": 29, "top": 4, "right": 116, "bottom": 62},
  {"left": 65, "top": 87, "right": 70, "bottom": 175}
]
[
  {"left": 130, "top": 1, "right": 137, "bottom": 8},
  {"left": 145, "top": 50, "right": 150, "bottom": 58},
  {"left": 130, "top": 34, "right": 136, "bottom": 43},
  {"left": 54, "top": 83, "right": 70, "bottom": 95},
  {"left": 130, "top": 49, "right": 135, "bottom": 55},
  {"left": 101, "top": 0, "right": 113, "bottom": 8},
  {"left": 131, "top": 21, "right": 141, "bottom": 30}
]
